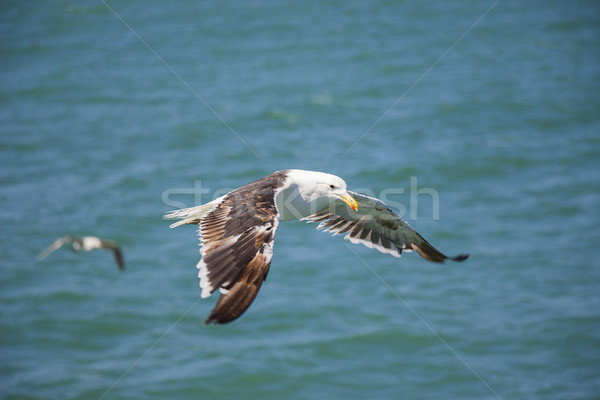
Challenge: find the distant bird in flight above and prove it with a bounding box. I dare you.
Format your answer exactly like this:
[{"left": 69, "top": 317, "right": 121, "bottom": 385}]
[
  {"left": 165, "top": 169, "right": 468, "bottom": 325},
  {"left": 37, "top": 235, "right": 125, "bottom": 271}
]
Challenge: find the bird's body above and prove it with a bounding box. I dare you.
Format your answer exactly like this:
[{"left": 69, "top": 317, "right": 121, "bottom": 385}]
[
  {"left": 37, "top": 235, "right": 125, "bottom": 271},
  {"left": 165, "top": 169, "right": 467, "bottom": 324}
]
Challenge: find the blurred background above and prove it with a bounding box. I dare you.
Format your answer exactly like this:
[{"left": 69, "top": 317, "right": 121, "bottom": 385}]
[{"left": 1, "top": 1, "right": 599, "bottom": 399}]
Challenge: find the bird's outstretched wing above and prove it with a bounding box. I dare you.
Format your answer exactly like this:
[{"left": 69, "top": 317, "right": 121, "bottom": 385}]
[
  {"left": 303, "top": 191, "right": 468, "bottom": 262},
  {"left": 168, "top": 173, "right": 285, "bottom": 324},
  {"left": 36, "top": 235, "right": 77, "bottom": 261},
  {"left": 99, "top": 239, "right": 125, "bottom": 272}
]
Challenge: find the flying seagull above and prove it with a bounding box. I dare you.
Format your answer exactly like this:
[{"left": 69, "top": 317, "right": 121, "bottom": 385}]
[
  {"left": 165, "top": 169, "right": 468, "bottom": 324},
  {"left": 37, "top": 235, "right": 125, "bottom": 271}
]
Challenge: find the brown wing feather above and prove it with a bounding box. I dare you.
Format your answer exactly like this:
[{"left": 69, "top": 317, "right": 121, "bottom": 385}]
[
  {"left": 205, "top": 246, "right": 272, "bottom": 324},
  {"left": 197, "top": 171, "right": 286, "bottom": 324}
]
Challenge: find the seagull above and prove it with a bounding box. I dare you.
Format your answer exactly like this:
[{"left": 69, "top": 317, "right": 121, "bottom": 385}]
[
  {"left": 37, "top": 235, "right": 125, "bottom": 271},
  {"left": 165, "top": 169, "right": 468, "bottom": 324}
]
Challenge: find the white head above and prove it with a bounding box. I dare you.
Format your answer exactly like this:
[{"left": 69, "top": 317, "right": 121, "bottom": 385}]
[{"left": 285, "top": 169, "right": 358, "bottom": 213}]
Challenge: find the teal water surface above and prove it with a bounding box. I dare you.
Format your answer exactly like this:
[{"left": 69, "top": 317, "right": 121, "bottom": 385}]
[{"left": 1, "top": 1, "right": 600, "bottom": 399}]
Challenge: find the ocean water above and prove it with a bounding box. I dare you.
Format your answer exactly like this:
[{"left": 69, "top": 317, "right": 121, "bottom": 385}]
[{"left": 1, "top": 1, "right": 599, "bottom": 399}]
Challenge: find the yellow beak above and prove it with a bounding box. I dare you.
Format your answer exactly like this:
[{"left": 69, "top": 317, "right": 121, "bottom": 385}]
[{"left": 337, "top": 193, "right": 358, "bottom": 212}]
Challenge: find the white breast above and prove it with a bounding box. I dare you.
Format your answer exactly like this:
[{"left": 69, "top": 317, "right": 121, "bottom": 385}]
[
  {"left": 82, "top": 236, "right": 102, "bottom": 251},
  {"left": 275, "top": 184, "right": 328, "bottom": 221}
]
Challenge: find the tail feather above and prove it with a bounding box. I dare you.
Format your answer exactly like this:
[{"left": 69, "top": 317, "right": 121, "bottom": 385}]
[{"left": 164, "top": 197, "right": 224, "bottom": 228}]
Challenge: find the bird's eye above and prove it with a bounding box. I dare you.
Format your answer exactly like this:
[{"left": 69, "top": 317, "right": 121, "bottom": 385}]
[{"left": 329, "top": 184, "right": 335, "bottom": 189}]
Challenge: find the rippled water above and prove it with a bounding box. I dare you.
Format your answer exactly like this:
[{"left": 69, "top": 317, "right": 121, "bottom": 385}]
[{"left": 1, "top": 1, "right": 599, "bottom": 399}]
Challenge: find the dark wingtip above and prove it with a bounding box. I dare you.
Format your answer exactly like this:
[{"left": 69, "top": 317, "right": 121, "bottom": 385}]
[
  {"left": 204, "top": 314, "right": 231, "bottom": 325},
  {"left": 449, "top": 253, "right": 469, "bottom": 262},
  {"left": 204, "top": 304, "right": 239, "bottom": 325}
]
